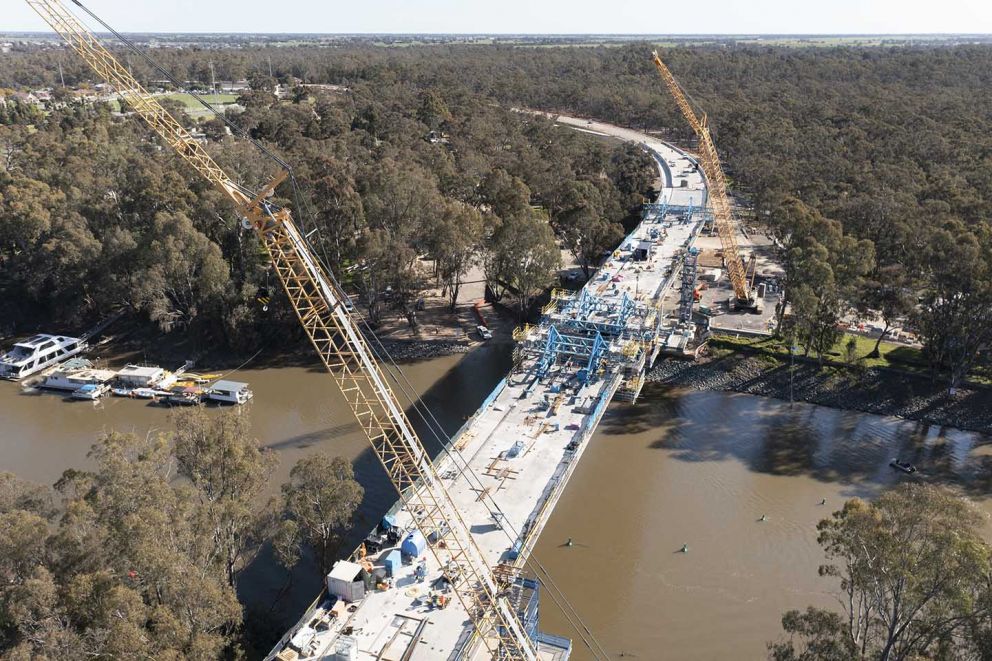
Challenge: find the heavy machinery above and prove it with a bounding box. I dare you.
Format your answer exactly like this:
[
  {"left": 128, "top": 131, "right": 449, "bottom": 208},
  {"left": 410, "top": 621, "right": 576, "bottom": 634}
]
[
  {"left": 651, "top": 51, "right": 759, "bottom": 311},
  {"left": 25, "top": 1, "right": 537, "bottom": 658}
]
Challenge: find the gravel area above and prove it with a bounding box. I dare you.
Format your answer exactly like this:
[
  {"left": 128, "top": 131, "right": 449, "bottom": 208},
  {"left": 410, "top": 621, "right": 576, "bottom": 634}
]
[{"left": 647, "top": 355, "right": 992, "bottom": 434}]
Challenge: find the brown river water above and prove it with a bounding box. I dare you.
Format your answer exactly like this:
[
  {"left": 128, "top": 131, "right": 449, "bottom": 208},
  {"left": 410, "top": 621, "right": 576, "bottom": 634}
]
[{"left": 1, "top": 344, "right": 990, "bottom": 659}]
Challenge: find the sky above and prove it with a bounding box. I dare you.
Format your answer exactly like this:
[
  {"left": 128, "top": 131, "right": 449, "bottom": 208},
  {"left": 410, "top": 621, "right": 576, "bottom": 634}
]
[{"left": 5, "top": 0, "right": 992, "bottom": 35}]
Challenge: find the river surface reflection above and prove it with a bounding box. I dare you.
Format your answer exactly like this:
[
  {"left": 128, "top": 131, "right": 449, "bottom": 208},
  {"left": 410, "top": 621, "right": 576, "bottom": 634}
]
[{"left": 533, "top": 385, "right": 992, "bottom": 660}]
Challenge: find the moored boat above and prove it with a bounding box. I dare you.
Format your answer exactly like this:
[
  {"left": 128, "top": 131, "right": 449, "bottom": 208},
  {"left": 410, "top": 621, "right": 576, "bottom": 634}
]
[
  {"left": 0, "top": 334, "right": 88, "bottom": 380},
  {"left": 131, "top": 388, "right": 160, "bottom": 399},
  {"left": 71, "top": 383, "right": 110, "bottom": 400},
  {"left": 115, "top": 364, "right": 167, "bottom": 389},
  {"left": 44, "top": 364, "right": 115, "bottom": 392},
  {"left": 204, "top": 379, "right": 253, "bottom": 405},
  {"left": 165, "top": 386, "right": 202, "bottom": 406}
]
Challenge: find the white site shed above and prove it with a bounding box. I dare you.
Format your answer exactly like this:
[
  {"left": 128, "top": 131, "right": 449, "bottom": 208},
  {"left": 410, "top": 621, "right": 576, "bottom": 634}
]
[
  {"left": 116, "top": 364, "right": 165, "bottom": 387},
  {"left": 326, "top": 560, "right": 365, "bottom": 603}
]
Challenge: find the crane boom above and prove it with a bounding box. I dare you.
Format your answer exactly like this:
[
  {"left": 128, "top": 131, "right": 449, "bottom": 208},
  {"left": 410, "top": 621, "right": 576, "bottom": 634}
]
[
  {"left": 27, "top": 1, "right": 536, "bottom": 658},
  {"left": 651, "top": 51, "right": 752, "bottom": 305}
]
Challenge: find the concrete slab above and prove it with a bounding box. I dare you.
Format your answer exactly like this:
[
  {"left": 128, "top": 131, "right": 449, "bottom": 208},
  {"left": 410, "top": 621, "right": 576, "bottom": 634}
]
[{"left": 268, "top": 130, "right": 715, "bottom": 661}]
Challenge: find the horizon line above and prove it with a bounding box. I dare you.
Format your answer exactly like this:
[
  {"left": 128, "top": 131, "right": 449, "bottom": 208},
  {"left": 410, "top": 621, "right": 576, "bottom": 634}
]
[{"left": 4, "top": 31, "right": 992, "bottom": 37}]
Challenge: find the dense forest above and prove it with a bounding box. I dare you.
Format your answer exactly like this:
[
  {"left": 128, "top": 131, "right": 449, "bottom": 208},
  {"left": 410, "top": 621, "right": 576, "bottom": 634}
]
[
  {"left": 0, "top": 410, "right": 363, "bottom": 658},
  {"left": 0, "top": 57, "right": 654, "bottom": 355},
  {"left": 4, "top": 38, "right": 992, "bottom": 659},
  {"left": 4, "top": 42, "right": 992, "bottom": 384}
]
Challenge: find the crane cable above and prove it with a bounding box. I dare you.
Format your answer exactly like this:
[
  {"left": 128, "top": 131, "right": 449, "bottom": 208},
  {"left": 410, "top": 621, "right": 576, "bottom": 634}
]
[
  {"left": 67, "top": 3, "right": 612, "bottom": 656},
  {"left": 360, "top": 320, "right": 614, "bottom": 661},
  {"left": 289, "top": 170, "right": 613, "bottom": 661}
]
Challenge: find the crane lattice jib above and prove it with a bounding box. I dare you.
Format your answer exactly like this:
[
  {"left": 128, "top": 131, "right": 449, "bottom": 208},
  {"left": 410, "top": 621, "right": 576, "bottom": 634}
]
[
  {"left": 27, "top": 1, "right": 537, "bottom": 658},
  {"left": 651, "top": 51, "right": 750, "bottom": 302}
]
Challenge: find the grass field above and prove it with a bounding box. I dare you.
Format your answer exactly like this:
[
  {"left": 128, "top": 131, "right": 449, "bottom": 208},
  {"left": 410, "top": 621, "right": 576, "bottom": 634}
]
[
  {"left": 712, "top": 332, "right": 992, "bottom": 386},
  {"left": 160, "top": 92, "right": 238, "bottom": 118},
  {"left": 713, "top": 332, "right": 924, "bottom": 370}
]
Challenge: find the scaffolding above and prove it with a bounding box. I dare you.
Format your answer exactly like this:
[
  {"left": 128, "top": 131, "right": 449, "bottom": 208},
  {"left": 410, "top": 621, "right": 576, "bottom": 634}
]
[{"left": 679, "top": 247, "right": 700, "bottom": 323}]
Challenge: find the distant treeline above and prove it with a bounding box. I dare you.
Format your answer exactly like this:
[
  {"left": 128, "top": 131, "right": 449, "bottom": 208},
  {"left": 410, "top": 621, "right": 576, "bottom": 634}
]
[
  {"left": 0, "top": 48, "right": 655, "bottom": 352},
  {"left": 3, "top": 42, "right": 992, "bottom": 385}
]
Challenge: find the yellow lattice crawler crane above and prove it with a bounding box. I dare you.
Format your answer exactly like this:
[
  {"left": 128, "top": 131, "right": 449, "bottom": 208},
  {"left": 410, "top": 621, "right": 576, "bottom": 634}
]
[
  {"left": 651, "top": 51, "right": 759, "bottom": 311},
  {"left": 26, "top": 1, "right": 537, "bottom": 658}
]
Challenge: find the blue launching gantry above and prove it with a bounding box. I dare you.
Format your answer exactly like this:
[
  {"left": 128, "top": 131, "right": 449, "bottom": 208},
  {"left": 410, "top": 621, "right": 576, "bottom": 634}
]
[
  {"left": 642, "top": 200, "right": 669, "bottom": 222},
  {"left": 536, "top": 325, "right": 607, "bottom": 384},
  {"left": 644, "top": 200, "right": 707, "bottom": 225},
  {"left": 558, "top": 290, "right": 635, "bottom": 338}
]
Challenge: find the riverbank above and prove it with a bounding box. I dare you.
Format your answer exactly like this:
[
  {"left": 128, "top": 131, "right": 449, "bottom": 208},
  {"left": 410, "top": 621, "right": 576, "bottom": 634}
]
[{"left": 647, "top": 354, "right": 992, "bottom": 434}]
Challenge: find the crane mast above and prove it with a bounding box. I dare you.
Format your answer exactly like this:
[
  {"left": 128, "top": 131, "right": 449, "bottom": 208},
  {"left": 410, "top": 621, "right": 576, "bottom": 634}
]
[
  {"left": 26, "top": 1, "right": 537, "bottom": 658},
  {"left": 651, "top": 51, "right": 755, "bottom": 307}
]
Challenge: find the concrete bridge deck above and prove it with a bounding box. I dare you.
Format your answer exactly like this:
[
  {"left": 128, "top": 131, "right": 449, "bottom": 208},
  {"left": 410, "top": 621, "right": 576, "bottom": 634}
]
[{"left": 268, "top": 133, "right": 707, "bottom": 661}]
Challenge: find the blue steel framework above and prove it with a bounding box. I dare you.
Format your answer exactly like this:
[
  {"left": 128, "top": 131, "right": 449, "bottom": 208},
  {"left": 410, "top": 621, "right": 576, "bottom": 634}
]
[
  {"left": 553, "top": 289, "right": 636, "bottom": 339},
  {"left": 642, "top": 201, "right": 711, "bottom": 222},
  {"left": 535, "top": 325, "right": 608, "bottom": 383}
]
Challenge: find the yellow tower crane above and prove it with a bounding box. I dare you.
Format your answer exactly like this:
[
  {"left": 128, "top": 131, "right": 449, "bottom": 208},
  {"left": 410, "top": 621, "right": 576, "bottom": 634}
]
[
  {"left": 25, "top": 1, "right": 537, "bottom": 659},
  {"left": 651, "top": 50, "right": 757, "bottom": 310}
]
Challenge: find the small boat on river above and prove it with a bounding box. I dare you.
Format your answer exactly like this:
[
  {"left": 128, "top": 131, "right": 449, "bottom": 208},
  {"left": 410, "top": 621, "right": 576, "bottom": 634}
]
[
  {"left": 71, "top": 383, "right": 110, "bottom": 400},
  {"left": 131, "top": 388, "right": 160, "bottom": 399},
  {"left": 164, "top": 386, "right": 202, "bottom": 406},
  {"left": 890, "top": 458, "right": 917, "bottom": 474}
]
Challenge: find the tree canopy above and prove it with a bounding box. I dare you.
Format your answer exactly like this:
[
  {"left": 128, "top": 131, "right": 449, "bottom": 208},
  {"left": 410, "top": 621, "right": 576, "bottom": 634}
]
[{"left": 769, "top": 484, "right": 992, "bottom": 661}]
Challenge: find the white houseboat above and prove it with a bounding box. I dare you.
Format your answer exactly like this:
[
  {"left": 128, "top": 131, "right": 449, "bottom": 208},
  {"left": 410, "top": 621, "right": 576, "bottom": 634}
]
[
  {"left": 0, "top": 334, "right": 88, "bottom": 380},
  {"left": 42, "top": 365, "right": 116, "bottom": 392},
  {"left": 205, "top": 380, "right": 253, "bottom": 405},
  {"left": 115, "top": 364, "right": 167, "bottom": 388}
]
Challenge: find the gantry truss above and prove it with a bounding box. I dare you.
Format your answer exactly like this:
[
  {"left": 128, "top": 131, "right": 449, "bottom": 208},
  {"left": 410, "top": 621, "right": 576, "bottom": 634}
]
[
  {"left": 545, "top": 289, "right": 638, "bottom": 339},
  {"left": 642, "top": 201, "right": 713, "bottom": 225},
  {"left": 532, "top": 326, "right": 608, "bottom": 382},
  {"left": 516, "top": 283, "right": 657, "bottom": 387}
]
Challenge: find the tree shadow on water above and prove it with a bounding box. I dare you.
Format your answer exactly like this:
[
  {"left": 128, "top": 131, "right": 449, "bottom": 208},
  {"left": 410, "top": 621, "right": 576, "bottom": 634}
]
[{"left": 627, "top": 388, "right": 937, "bottom": 491}]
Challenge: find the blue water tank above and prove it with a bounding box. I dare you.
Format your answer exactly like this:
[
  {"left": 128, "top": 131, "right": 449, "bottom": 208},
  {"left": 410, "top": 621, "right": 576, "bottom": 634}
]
[
  {"left": 382, "top": 549, "right": 402, "bottom": 577},
  {"left": 401, "top": 530, "right": 426, "bottom": 558}
]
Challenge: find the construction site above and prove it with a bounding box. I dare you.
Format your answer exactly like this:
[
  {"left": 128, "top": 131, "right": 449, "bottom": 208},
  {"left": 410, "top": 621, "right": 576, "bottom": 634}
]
[
  {"left": 20, "top": 3, "right": 785, "bottom": 661},
  {"left": 264, "top": 67, "right": 784, "bottom": 660}
]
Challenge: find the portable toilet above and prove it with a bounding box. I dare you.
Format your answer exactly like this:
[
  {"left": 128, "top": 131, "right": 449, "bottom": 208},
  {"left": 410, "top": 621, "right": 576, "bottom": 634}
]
[
  {"left": 401, "top": 530, "right": 426, "bottom": 558},
  {"left": 381, "top": 514, "right": 397, "bottom": 531},
  {"left": 381, "top": 549, "right": 402, "bottom": 577}
]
